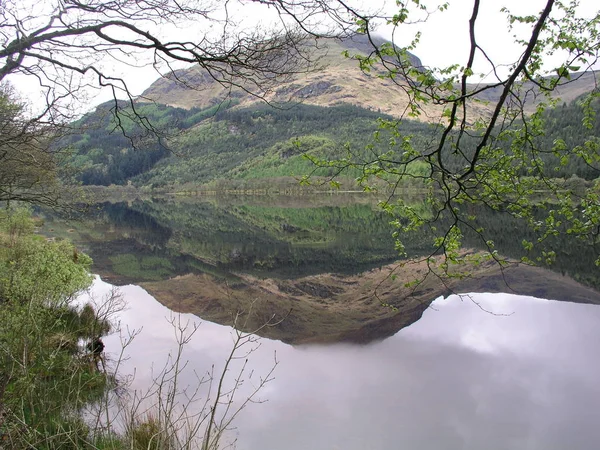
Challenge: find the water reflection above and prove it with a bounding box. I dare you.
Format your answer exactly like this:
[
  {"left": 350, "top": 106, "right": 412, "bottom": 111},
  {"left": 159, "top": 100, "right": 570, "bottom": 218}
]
[
  {"left": 93, "top": 279, "right": 600, "bottom": 450},
  {"left": 41, "top": 198, "right": 401, "bottom": 283},
  {"left": 40, "top": 196, "right": 600, "bottom": 290}
]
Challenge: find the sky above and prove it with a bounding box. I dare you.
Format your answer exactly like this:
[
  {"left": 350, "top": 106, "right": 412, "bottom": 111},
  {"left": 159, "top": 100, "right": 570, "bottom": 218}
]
[
  {"left": 378, "top": 0, "right": 598, "bottom": 80},
  {"left": 7, "top": 0, "right": 599, "bottom": 112}
]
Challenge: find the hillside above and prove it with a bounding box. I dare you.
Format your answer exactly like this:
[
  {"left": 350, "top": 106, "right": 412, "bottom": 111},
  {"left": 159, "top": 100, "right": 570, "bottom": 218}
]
[
  {"left": 133, "top": 103, "right": 434, "bottom": 188},
  {"left": 59, "top": 99, "right": 239, "bottom": 185},
  {"left": 62, "top": 97, "right": 600, "bottom": 188},
  {"left": 141, "top": 34, "right": 599, "bottom": 122},
  {"left": 59, "top": 33, "right": 600, "bottom": 189}
]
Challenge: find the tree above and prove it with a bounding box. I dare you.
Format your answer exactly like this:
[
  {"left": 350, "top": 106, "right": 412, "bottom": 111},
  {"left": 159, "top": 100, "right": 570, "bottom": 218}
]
[
  {"left": 0, "top": 86, "right": 65, "bottom": 207},
  {"left": 302, "top": 0, "right": 600, "bottom": 272},
  {"left": 0, "top": 0, "right": 350, "bottom": 137}
]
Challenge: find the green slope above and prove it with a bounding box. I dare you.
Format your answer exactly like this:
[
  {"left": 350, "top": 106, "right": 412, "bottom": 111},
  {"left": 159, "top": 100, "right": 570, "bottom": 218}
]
[
  {"left": 59, "top": 100, "right": 238, "bottom": 186},
  {"left": 133, "top": 103, "right": 435, "bottom": 188},
  {"left": 61, "top": 96, "right": 600, "bottom": 188}
]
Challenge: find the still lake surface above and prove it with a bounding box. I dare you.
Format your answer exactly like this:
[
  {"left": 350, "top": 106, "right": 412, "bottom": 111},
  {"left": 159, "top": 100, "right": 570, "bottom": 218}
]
[
  {"left": 45, "top": 196, "right": 600, "bottom": 448},
  {"left": 41, "top": 195, "right": 600, "bottom": 286},
  {"left": 91, "top": 278, "right": 600, "bottom": 450}
]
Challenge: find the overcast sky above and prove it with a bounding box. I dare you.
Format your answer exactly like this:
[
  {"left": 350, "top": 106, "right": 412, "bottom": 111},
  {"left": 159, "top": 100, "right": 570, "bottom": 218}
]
[{"left": 381, "top": 0, "right": 598, "bottom": 76}]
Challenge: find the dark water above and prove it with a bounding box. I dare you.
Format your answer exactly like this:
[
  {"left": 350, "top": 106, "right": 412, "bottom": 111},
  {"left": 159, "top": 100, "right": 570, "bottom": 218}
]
[
  {"left": 40, "top": 195, "right": 600, "bottom": 289},
  {"left": 89, "top": 279, "right": 600, "bottom": 450},
  {"left": 57, "top": 196, "right": 600, "bottom": 448}
]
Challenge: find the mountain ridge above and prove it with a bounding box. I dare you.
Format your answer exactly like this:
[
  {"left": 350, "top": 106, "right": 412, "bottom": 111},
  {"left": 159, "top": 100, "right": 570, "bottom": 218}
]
[{"left": 140, "top": 34, "right": 599, "bottom": 122}]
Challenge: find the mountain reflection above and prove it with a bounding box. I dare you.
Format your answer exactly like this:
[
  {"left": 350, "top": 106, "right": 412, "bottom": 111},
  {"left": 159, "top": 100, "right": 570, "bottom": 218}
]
[
  {"left": 40, "top": 195, "right": 600, "bottom": 289},
  {"left": 41, "top": 195, "right": 600, "bottom": 343},
  {"left": 94, "top": 279, "right": 600, "bottom": 450}
]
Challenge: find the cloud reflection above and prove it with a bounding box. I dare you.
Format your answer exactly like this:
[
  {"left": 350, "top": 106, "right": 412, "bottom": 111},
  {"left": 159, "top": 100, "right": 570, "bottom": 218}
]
[{"left": 85, "top": 279, "right": 600, "bottom": 450}]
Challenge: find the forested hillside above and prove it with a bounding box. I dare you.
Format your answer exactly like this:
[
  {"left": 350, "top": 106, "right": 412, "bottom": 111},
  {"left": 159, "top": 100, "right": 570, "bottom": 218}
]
[
  {"left": 435, "top": 96, "right": 600, "bottom": 181},
  {"left": 63, "top": 96, "right": 600, "bottom": 189},
  {"left": 539, "top": 98, "right": 600, "bottom": 179},
  {"left": 59, "top": 100, "right": 238, "bottom": 185},
  {"left": 133, "top": 103, "right": 433, "bottom": 188}
]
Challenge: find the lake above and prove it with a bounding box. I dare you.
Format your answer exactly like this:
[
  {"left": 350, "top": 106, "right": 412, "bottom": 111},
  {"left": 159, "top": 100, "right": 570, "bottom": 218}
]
[
  {"left": 88, "top": 277, "right": 600, "bottom": 450},
  {"left": 42, "top": 195, "right": 600, "bottom": 448}
]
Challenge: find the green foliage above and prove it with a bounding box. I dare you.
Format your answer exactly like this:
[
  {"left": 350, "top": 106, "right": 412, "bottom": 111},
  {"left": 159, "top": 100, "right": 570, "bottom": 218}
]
[
  {"left": 0, "top": 209, "right": 92, "bottom": 303},
  {"left": 232, "top": 135, "right": 343, "bottom": 179},
  {"left": 0, "top": 208, "right": 110, "bottom": 449}
]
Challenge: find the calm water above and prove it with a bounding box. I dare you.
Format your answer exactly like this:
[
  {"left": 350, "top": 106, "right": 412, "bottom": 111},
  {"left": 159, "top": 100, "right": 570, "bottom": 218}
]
[
  {"left": 89, "top": 278, "right": 600, "bottom": 450},
  {"left": 48, "top": 196, "right": 600, "bottom": 447},
  {"left": 40, "top": 196, "right": 600, "bottom": 287}
]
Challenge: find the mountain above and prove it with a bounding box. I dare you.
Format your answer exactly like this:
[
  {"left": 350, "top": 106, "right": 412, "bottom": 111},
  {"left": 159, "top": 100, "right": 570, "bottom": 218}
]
[
  {"left": 141, "top": 34, "right": 599, "bottom": 122},
  {"left": 140, "top": 34, "right": 450, "bottom": 120},
  {"left": 60, "top": 34, "right": 599, "bottom": 189}
]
